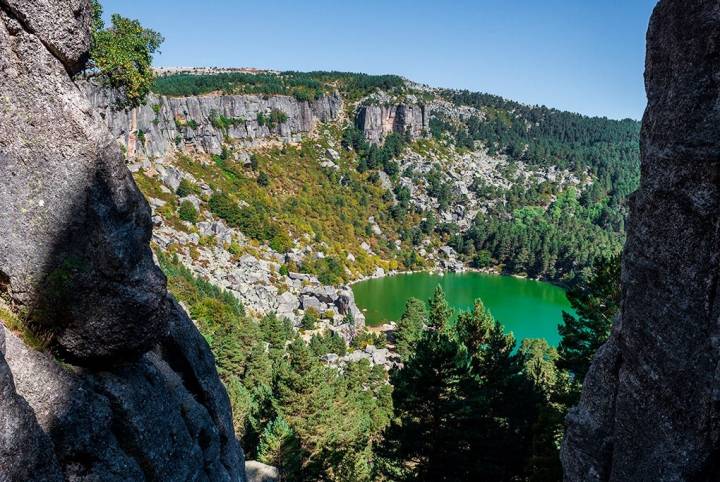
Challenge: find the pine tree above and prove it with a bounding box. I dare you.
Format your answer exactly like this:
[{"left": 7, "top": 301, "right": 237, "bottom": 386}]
[
  {"left": 557, "top": 254, "right": 621, "bottom": 382},
  {"left": 257, "top": 417, "right": 302, "bottom": 476},
  {"left": 395, "top": 297, "right": 427, "bottom": 359},
  {"left": 389, "top": 330, "right": 470, "bottom": 480},
  {"left": 455, "top": 299, "right": 495, "bottom": 354},
  {"left": 518, "top": 339, "right": 559, "bottom": 396},
  {"left": 428, "top": 286, "right": 453, "bottom": 331}
]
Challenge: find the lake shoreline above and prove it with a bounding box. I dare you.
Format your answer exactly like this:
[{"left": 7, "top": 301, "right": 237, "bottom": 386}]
[{"left": 349, "top": 264, "right": 568, "bottom": 289}]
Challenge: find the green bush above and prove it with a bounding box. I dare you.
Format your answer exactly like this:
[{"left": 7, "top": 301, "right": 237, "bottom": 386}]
[
  {"left": 301, "top": 309, "right": 319, "bottom": 330},
  {"left": 257, "top": 109, "right": 288, "bottom": 130},
  {"left": 250, "top": 154, "right": 259, "bottom": 170},
  {"left": 270, "top": 109, "right": 288, "bottom": 126},
  {"left": 176, "top": 178, "right": 198, "bottom": 198},
  {"left": 256, "top": 112, "right": 267, "bottom": 127},
  {"left": 269, "top": 233, "right": 292, "bottom": 254},
  {"left": 178, "top": 200, "right": 198, "bottom": 223},
  {"left": 210, "top": 110, "right": 246, "bottom": 133},
  {"left": 257, "top": 172, "right": 270, "bottom": 187}
]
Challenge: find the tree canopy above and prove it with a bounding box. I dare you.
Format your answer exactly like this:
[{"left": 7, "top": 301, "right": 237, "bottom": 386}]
[{"left": 90, "top": 1, "right": 164, "bottom": 107}]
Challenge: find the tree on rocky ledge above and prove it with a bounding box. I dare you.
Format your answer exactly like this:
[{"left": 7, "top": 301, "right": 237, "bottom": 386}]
[{"left": 88, "top": 0, "right": 164, "bottom": 108}]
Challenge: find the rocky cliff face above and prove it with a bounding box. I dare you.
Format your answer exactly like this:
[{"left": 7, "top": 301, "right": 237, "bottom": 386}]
[
  {"left": 84, "top": 84, "right": 342, "bottom": 159},
  {"left": 0, "top": 0, "right": 244, "bottom": 480},
  {"left": 356, "top": 103, "right": 428, "bottom": 144},
  {"left": 562, "top": 1, "right": 720, "bottom": 480}
]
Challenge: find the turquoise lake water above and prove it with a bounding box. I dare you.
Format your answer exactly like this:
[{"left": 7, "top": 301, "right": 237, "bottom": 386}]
[{"left": 352, "top": 271, "right": 572, "bottom": 346}]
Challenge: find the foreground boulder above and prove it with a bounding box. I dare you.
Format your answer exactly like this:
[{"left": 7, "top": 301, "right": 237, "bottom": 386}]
[
  {"left": 0, "top": 0, "right": 168, "bottom": 363},
  {"left": 0, "top": 0, "right": 245, "bottom": 479},
  {"left": 562, "top": 1, "right": 720, "bottom": 480},
  {"left": 245, "top": 461, "right": 279, "bottom": 482}
]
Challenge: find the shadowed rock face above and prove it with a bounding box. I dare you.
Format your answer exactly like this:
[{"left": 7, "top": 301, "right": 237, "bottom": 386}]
[
  {"left": 0, "top": 0, "right": 245, "bottom": 479},
  {"left": 0, "top": 329, "right": 62, "bottom": 481},
  {"left": 562, "top": 1, "right": 720, "bottom": 480},
  {"left": 0, "top": 0, "right": 168, "bottom": 363}
]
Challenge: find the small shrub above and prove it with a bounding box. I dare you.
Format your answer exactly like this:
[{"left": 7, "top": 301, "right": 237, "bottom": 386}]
[
  {"left": 176, "top": 178, "right": 198, "bottom": 198},
  {"left": 210, "top": 110, "right": 246, "bottom": 133},
  {"left": 269, "top": 233, "right": 292, "bottom": 254},
  {"left": 178, "top": 200, "right": 198, "bottom": 223},
  {"left": 351, "top": 330, "right": 387, "bottom": 350},
  {"left": 257, "top": 171, "right": 270, "bottom": 187},
  {"left": 256, "top": 112, "right": 267, "bottom": 127},
  {"left": 301, "top": 309, "right": 319, "bottom": 331},
  {"left": 279, "top": 264, "right": 290, "bottom": 276},
  {"left": 270, "top": 109, "right": 288, "bottom": 126},
  {"left": 152, "top": 103, "right": 161, "bottom": 124},
  {"left": 228, "top": 241, "right": 244, "bottom": 257},
  {"left": 257, "top": 109, "right": 287, "bottom": 130}
]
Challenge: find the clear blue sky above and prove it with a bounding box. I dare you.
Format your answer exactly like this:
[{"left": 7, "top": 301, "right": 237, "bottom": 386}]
[{"left": 101, "top": 0, "right": 657, "bottom": 120}]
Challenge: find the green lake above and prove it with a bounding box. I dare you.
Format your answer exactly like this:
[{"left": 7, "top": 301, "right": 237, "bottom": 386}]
[{"left": 352, "top": 272, "right": 572, "bottom": 346}]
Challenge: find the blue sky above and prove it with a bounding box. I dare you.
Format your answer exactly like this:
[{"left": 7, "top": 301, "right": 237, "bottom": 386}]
[{"left": 100, "top": 0, "right": 657, "bottom": 120}]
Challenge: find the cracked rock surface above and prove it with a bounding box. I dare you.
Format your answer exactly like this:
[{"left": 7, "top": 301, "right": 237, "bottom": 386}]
[{"left": 562, "top": 1, "right": 720, "bottom": 480}]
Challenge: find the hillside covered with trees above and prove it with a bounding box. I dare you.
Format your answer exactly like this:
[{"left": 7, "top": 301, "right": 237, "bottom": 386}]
[{"left": 76, "top": 4, "right": 637, "bottom": 479}]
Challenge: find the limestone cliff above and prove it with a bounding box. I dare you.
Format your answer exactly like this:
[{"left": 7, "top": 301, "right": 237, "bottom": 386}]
[
  {"left": 0, "top": 0, "right": 244, "bottom": 480},
  {"left": 85, "top": 84, "right": 343, "bottom": 159},
  {"left": 356, "top": 103, "right": 428, "bottom": 144},
  {"left": 562, "top": 1, "right": 720, "bottom": 480}
]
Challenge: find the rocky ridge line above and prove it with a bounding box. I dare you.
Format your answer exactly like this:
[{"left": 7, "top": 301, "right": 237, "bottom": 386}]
[{"left": 85, "top": 83, "right": 343, "bottom": 159}]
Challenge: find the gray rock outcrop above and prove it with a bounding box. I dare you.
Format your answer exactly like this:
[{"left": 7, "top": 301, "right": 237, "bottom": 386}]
[
  {"left": 0, "top": 0, "right": 168, "bottom": 363},
  {"left": 84, "top": 85, "right": 342, "bottom": 159},
  {"left": 0, "top": 0, "right": 245, "bottom": 480},
  {"left": 562, "top": 1, "right": 720, "bottom": 480},
  {"left": 356, "top": 103, "right": 428, "bottom": 144},
  {"left": 0, "top": 329, "right": 63, "bottom": 481},
  {"left": 244, "top": 461, "right": 279, "bottom": 482}
]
